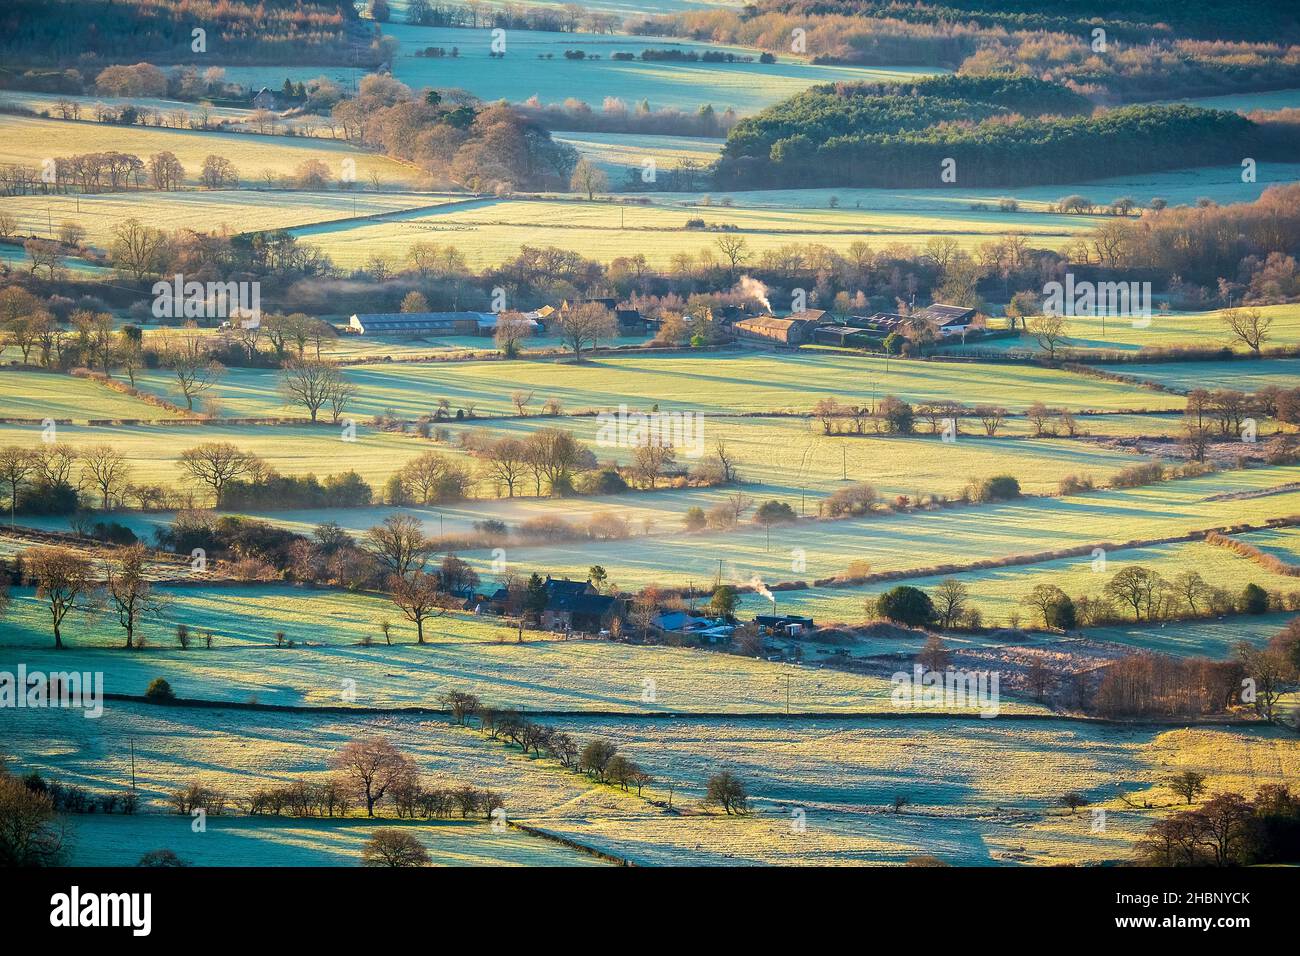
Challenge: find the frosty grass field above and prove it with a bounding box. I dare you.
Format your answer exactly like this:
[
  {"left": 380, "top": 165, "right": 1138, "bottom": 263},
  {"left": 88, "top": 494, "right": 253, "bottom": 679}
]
[
  {"left": 7, "top": 699, "right": 1297, "bottom": 866},
  {"left": 1, "top": 5, "right": 1298, "bottom": 876},
  {"left": 222, "top": 23, "right": 941, "bottom": 117},
  {"left": 0, "top": 191, "right": 457, "bottom": 250},
  {"left": 115, "top": 351, "right": 1183, "bottom": 418},
  {"left": 0, "top": 114, "right": 418, "bottom": 189}
]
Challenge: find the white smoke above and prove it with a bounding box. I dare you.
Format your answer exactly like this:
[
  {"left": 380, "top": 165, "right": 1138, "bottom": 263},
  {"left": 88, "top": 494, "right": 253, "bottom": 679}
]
[
  {"left": 735, "top": 275, "right": 772, "bottom": 313},
  {"left": 749, "top": 574, "right": 774, "bottom": 602}
]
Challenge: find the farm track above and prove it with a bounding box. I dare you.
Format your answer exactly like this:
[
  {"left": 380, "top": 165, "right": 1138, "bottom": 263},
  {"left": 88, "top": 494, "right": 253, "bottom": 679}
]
[{"left": 268, "top": 195, "right": 494, "bottom": 235}]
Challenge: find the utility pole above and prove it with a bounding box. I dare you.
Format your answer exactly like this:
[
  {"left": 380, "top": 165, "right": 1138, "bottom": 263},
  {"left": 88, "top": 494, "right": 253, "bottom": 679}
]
[
  {"left": 841, "top": 446, "right": 847, "bottom": 481},
  {"left": 130, "top": 738, "right": 136, "bottom": 791}
]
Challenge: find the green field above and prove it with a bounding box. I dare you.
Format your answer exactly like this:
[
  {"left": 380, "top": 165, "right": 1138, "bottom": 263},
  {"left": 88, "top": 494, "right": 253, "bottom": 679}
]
[
  {"left": 651, "top": 162, "right": 1300, "bottom": 213},
  {"left": 529, "top": 717, "right": 1298, "bottom": 865},
  {"left": 554, "top": 131, "right": 724, "bottom": 182},
  {"left": 126, "top": 352, "right": 1183, "bottom": 420},
  {"left": 0, "top": 114, "right": 419, "bottom": 190},
  {"left": 0, "top": 411, "right": 1180, "bottom": 514},
  {"left": 0, "top": 89, "right": 281, "bottom": 125},
  {"left": 443, "top": 464, "right": 1300, "bottom": 594},
  {"left": 760, "top": 538, "right": 1300, "bottom": 628},
  {"left": 1082, "top": 613, "right": 1296, "bottom": 658},
  {"left": 288, "top": 194, "right": 1087, "bottom": 268},
  {"left": 2, "top": 6, "right": 1298, "bottom": 873},
  {"left": 0, "top": 583, "right": 953, "bottom": 713},
  {"left": 217, "top": 24, "right": 940, "bottom": 117},
  {"left": 0, "top": 369, "right": 182, "bottom": 422},
  {"left": 0, "top": 240, "right": 111, "bottom": 277},
  {"left": 399, "top": 18, "right": 867, "bottom": 115},
  {"left": 1238, "top": 525, "right": 1300, "bottom": 564},
  {"left": 1096, "top": 357, "right": 1300, "bottom": 392},
  {"left": 14, "top": 693, "right": 1295, "bottom": 865},
  {"left": 1157, "top": 88, "right": 1300, "bottom": 113},
  {"left": 951, "top": 304, "right": 1300, "bottom": 356},
  {"left": 64, "top": 814, "right": 601, "bottom": 866},
  {"left": 0, "top": 191, "right": 456, "bottom": 250}
]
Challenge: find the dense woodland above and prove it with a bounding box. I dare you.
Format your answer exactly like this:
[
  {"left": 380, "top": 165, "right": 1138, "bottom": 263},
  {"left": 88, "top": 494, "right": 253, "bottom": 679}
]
[
  {"left": 0, "top": 0, "right": 379, "bottom": 67},
  {"left": 772, "top": 0, "right": 1300, "bottom": 42},
  {"left": 718, "top": 98, "right": 1276, "bottom": 189},
  {"left": 639, "top": 0, "right": 1300, "bottom": 101}
]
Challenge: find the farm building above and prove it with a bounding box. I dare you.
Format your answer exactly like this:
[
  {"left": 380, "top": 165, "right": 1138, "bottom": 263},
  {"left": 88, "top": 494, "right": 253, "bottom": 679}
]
[
  {"left": 654, "top": 610, "right": 736, "bottom": 643},
  {"left": 734, "top": 314, "right": 821, "bottom": 345},
  {"left": 859, "top": 304, "right": 977, "bottom": 338},
  {"left": 614, "top": 308, "right": 649, "bottom": 335},
  {"left": 714, "top": 304, "right": 758, "bottom": 326},
  {"left": 555, "top": 298, "right": 647, "bottom": 335},
  {"left": 755, "top": 614, "right": 815, "bottom": 636},
  {"left": 813, "top": 325, "right": 880, "bottom": 348},
  {"left": 922, "top": 304, "right": 978, "bottom": 336},
  {"left": 348, "top": 311, "right": 504, "bottom": 336},
  {"left": 251, "top": 87, "right": 276, "bottom": 110},
  {"left": 539, "top": 577, "right": 624, "bottom": 632}
]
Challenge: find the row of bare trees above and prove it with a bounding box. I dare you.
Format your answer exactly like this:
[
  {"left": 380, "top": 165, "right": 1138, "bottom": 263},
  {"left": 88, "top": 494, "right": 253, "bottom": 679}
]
[{"left": 1, "top": 543, "right": 160, "bottom": 649}]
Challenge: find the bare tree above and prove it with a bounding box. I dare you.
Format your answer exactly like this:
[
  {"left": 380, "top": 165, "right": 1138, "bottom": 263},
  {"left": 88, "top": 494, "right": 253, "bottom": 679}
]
[
  {"left": 108, "top": 218, "right": 168, "bottom": 279},
  {"left": 0, "top": 775, "right": 69, "bottom": 865},
  {"left": 1168, "top": 771, "right": 1207, "bottom": 805},
  {"left": 437, "top": 690, "right": 480, "bottom": 725},
  {"left": 27, "top": 547, "right": 94, "bottom": 649},
  {"left": 975, "top": 405, "right": 1007, "bottom": 436},
  {"left": 104, "top": 544, "right": 165, "bottom": 649},
  {"left": 328, "top": 737, "right": 413, "bottom": 817},
  {"left": 711, "top": 439, "right": 738, "bottom": 483},
  {"left": 327, "top": 377, "right": 356, "bottom": 424},
  {"left": 932, "top": 578, "right": 969, "bottom": 630},
  {"left": 1028, "top": 313, "right": 1068, "bottom": 361},
  {"left": 703, "top": 771, "right": 749, "bottom": 815},
  {"left": 715, "top": 235, "right": 750, "bottom": 282},
  {"left": 279, "top": 359, "right": 344, "bottom": 422},
  {"left": 34, "top": 443, "right": 77, "bottom": 486},
  {"left": 365, "top": 514, "right": 435, "bottom": 579},
  {"left": 493, "top": 311, "right": 532, "bottom": 358},
  {"left": 390, "top": 571, "right": 445, "bottom": 644},
  {"left": 79, "top": 444, "right": 131, "bottom": 510},
  {"left": 511, "top": 389, "right": 534, "bottom": 416},
  {"left": 630, "top": 441, "right": 675, "bottom": 489},
  {"left": 361, "top": 829, "right": 429, "bottom": 866},
  {"left": 559, "top": 302, "right": 616, "bottom": 360},
  {"left": 158, "top": 327, "right": 224, "bottom": 411},
  {"left": 0, "top": 446, "right": 36, "bottom": 525},
  {"left": 1220, "top": 306, "right": 1272, "bottom": 355},
  {"left": 481, "top": 436, "right": 527, "bottom": 497},
  {"left": 568, "top": 158, "right": 608, "bottom": 200},
  {"left": 177, "top": 442, "right": 262, "bottom": 504},
  {"left": 524, "top": 428, "right": 589, "bottom": 495}
]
